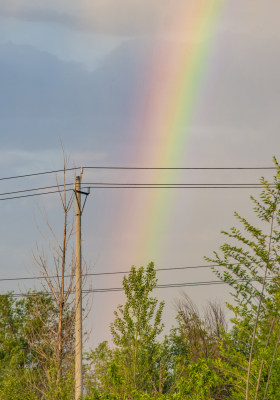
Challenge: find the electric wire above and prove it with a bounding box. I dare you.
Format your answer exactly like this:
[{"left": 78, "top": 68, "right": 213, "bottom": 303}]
[
  {"left": 0, "top": 167, "right": 79, "bottom": 181},
  {"left": 84, "top": 167, "right": 277, "bottom": 171},
  {"left": 0, "top": 183, "right": 75, "bottom": 197},
  {"left": 0, "top": 188, "right": 74, "bottom": 201},
  {"left": 0, "top": 183, "right": 276, "bottom": 201},
  {"left": 0, "top": 263, "right": 229, "bottom": 283},
  {"left": 0, "top": 166, "right": 276, "bottom": 182},
  {"left": 0, "top": 182, "right": 275, "bottom": 197},
  {"left": 0, "top": 182, "right": 274, "bottom": 198},
  {"left": 6, "top": 277, "right": 274, "bottom": 298},
  {"left": 86, "top": 185, "right": 274, "bottom": 189},
  {"left": 86, "top": 183, "right": 272, "bottom": 186}
]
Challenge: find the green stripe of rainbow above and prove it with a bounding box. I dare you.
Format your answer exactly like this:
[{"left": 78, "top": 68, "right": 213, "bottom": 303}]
[{"left": 135, "top": 0, "right": 226, "bottom": 260}]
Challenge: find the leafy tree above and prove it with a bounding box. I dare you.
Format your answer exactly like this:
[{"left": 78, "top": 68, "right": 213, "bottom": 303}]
[
  {"left": 86, "top": 263, "right": 165, "bottom": 398},
  {"left": 206, "top": 157, "right": 280, "bottom": 399},
  {"left": 0, "top": 292, "right": 74, "bottom": 400},
  {"left": 167, "top": 295, "right": 230, "bottom": 399},
  {"left": 24, "top": 292, "right": 75, "bottom": 399},
  {"left": 0, "top": 294, "right": 33, "bottom": 399},
  {"left": 110, "top": 263, "right": 164, "bottom": 391}
]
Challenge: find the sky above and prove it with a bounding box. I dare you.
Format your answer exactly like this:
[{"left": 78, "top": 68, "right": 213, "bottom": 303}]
[{"left": 1, "top": 0, "right": 280, "bottom": 348}]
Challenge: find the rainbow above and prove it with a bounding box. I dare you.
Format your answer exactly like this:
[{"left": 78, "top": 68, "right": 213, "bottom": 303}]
[
  {"left": 127, "top": 0, "right": 226, "bottom": 261},
  {"left": 9, "top": 0, "right": 226, "bottom": 265}
]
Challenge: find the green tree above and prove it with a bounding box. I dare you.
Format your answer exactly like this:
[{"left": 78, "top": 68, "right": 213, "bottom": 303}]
[
  {"left": 206, "top": 157, "right": 280, "bottom": 399},
  {"left": 86, "top": 263, "right": 165, "bottom": 398},
  {"left": 110, "top": 263, "right": 164, "bottom": 391},
  {"left": 166, "top": 295, "right": 230, "bottom": 399},
  {"left": 0, "top": 294, "right": 33, "bottom": 400},
  {"left": 24, "top": 292, "right": 75, "bottom": 400},
  {"left": 0, "top": 291, "right": 76, "bottom": 400},
  {"left": 0, "top": 293, "right": 71, "bottom": 399}
]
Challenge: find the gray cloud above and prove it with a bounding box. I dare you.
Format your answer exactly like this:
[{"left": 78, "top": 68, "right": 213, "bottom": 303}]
[
  {"left": 0, "top": 3, "right": 80, "bottom": 31},
  {"left": 1, "top": 21, "right": 280, "bottom": 163},
  {"left": 1, "top": 0, "right": 280, "bottom": 47},
  {"left": 0, "top": 40, "right": 151, "bottom": 153},
  {"left": 7, "top": 0, "right": 280, "bottom": 39},
  {"left": 0, "top": 0, "right": 173, "bottom": 36}
]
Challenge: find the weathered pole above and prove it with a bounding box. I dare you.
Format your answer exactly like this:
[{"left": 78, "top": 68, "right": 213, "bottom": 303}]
[{"left": 75, "top": 174, "right": 83, "bottom": 399}]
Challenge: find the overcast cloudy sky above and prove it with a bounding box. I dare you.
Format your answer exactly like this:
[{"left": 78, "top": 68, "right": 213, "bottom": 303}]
[{"left": 1, "top": 0, "right": 280, "bottom": 347}]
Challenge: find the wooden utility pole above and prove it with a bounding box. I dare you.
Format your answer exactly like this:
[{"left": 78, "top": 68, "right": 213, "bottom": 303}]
[{"left": 75, "top": 173, "right": 83, "bottom": 400}]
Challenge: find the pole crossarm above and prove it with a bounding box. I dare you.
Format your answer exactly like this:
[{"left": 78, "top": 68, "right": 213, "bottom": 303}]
[{"left": 73, "top": 187, "right": 90, "bottom": 215}]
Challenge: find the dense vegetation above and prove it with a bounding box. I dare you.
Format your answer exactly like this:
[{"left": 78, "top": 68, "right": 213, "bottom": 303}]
[{"left": 1, "top": 159, "right": 280, "bottom": 399}]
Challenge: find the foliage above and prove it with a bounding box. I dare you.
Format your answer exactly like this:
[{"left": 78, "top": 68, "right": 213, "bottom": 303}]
[
  {"left": 85, "top": 265, "right": 229, "bottom": 400},
  {"left": 206, "top": 157, "right": 280, "bottom": 399},
  {"left": 0, "top": 292, "right": 74, "bottom": 399},
  {"left": 86, "top": 263, "right": 167, "bottom": 398},
  {"left": 110, "top": 263, "right": 165, "bottom": 392},
  {"left": 0, "top": 293, "right": 52, "bottom": 399},
  {"left": 84, "top": 358, "right": 222, "bottom": 400},
  {"left": 166, "top": 296, "right": 230, "bottom": 399}
]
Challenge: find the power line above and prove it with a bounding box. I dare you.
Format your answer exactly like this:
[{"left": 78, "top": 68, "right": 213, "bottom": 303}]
[
  {"left": 0, "top": 182, "right": 274, "bottom": 198},
  {"left": 0, "top": 281, "right": 234, "bottom": 297},
  {"left": 85, "top": 281, "right": 227, "bottom": 293},
  {"left": 0, "top": 264, "right": 224, "bottom": 283},
  {"left": 6, "top": 277, "right": 273, "bottom": 297},
  {"left": 84, "top": 167, "right": 277, "bottom": 171},
  {"left": 86, "top": 183, "right": 272, "bottom": 186},
  {"left": 0, "top": 166, "right": 276, "bottom": 182},
  {"left": 0, "top": 188, "right": 74, "bottom": 201},
  {"left": 0, "top": 183, "right": 275, "bottom": 201},
  {"left": 0, "top": 167, "right": 79, "bottom": 182},
  {"left": 83, "top": 276, "right": 273, "bottom": 293},
  {"left": 0, "top": 183, "right": 75, "bottom": 197},
  {"left": 86, "top": 185, "right": 274, "bottom": 189}
]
